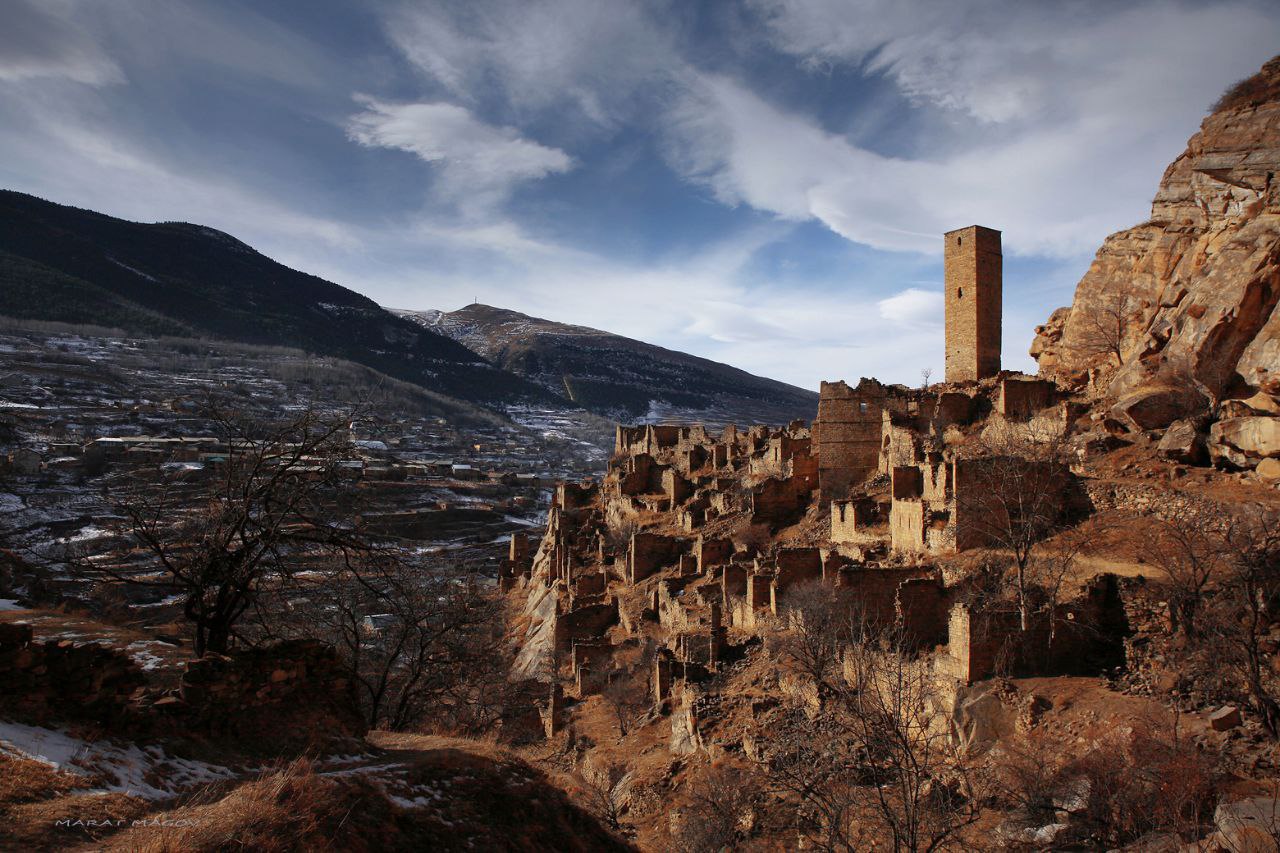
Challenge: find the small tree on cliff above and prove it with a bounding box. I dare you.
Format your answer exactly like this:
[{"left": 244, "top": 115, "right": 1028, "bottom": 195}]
[
  {"left": 84, "top": 406, "right": 377, "bottom": 656},
  {"left": 1077, "top": 290, "right": 1133, "bottom": 367}
]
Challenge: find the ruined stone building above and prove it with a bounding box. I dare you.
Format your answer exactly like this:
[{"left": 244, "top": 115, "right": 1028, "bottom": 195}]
[{"left": 944, "top": 225, "right": 1002, "bottom": 383}]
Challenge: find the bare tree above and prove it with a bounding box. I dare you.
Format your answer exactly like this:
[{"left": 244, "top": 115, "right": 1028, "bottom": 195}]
[
  {"left": 1077, "top": 290, "right": 1133, "bottom": 366},
  {"left": 758, "top": 617, "right": 984, "bottom": 852},
  {"left": 602, "top": 640, "right": 656, "bottom": 737},
  {"left": 773, "top": 580, "right": 858, "bottom": 691},
  {"left": 80, "top": 406, "right": 372, "bottom": 655},
  {"left": 954, "top": 425, "right": 1075, "bottom": 631},
  {"left": 1030, "top": 516, "right": 1113, "bottom": 650},
  {"left": 1143, "top": 500, "right": 1232, "bottom": 639},
  {"left": 258, "top": 552, "right": 512, "bottom": 732},
  {"left": 841, "top": 634, "right": 985, "bottom": 852},
  {"left": 920, "top": 368, "right": 933, "bottom": 389},
  {"left": 674, "top": 761, "right": 763, "bottom": 852},
  {"left": 1205, "top": 506, "right": 1280, "bottom": 737},
  {"left": 579, "top": 762, "right": 630, "bottom": 834},
  {"left": 601, "top": 667, "right": 649, "bottom": 738}
]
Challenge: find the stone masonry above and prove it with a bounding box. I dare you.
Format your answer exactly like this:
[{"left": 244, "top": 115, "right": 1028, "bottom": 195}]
[{"left": 944, "top": 225, "right": 1002, "bottom": 382}]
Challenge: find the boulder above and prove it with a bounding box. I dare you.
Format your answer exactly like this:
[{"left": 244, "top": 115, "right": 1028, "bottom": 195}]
[
  {"left": 1211, "top": 796, "right": 1280, "bottom": 853},
  {"left": 1209, "top": 416, "right": 1280, "bottom": 467},
  {"left": 1242, "top": 392, "right": 1280, "bottom": 416},
  {"left": 950, "top": 688, "right": 1013, "bottom": 752},
  {"left": 1110, "top": 386, "right": 1207, "bottom": 432},
  {"left": 1156, "top": 419, "right": 1205, "bottom": 464},
  {"left": 1257, "top": 457, "right": 1280, "bottom": 483},
  {"left": 1209, "top": 705, "right": 1242, "bottom": 731}
]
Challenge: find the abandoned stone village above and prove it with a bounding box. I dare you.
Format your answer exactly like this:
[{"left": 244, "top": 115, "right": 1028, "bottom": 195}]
[
  {"left": 505, "top": 224, "right": 1107, "bottom": 713},
  {"left": 498, "top": 190, "right": 1280, "bottom": 845}
]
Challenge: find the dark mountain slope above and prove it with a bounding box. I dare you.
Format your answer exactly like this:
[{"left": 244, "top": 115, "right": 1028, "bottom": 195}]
[
  {"left": 0, "top": 191, "right": 557, "bottom": 406},
  {"left": 397, "top": 303, "right": 819, "bottom": 425}
]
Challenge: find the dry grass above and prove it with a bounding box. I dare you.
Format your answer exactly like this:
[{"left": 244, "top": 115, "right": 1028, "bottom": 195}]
[
  {"left": 0, "top": 754, "right": 150, "bottom": 850},
  {"left": 0, "top": 755, "right": 88, "bottom": 804},
  {"left": 100, "top": 759, "right": 398, "bottom": 853}
]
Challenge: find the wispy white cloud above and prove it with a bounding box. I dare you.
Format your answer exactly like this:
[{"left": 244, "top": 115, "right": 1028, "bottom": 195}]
[
  {"left": 346, "top": 97, "right": 573, "bottom": 213},
  {"left": 384, "top": 0, "right": 676, "bottom": 130},
  {"left": 0, "top": 0, "right": 123, "bottom": 86}
]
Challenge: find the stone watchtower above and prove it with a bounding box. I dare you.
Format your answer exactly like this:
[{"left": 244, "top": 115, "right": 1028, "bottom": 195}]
[{"left": 943, "top": 225, "right": 1002, "bottom": 383}]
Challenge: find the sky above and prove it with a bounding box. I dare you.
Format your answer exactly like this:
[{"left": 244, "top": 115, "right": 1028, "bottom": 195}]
[{"left": 1, "top": 0, "right": 1278, "bottom": 390}]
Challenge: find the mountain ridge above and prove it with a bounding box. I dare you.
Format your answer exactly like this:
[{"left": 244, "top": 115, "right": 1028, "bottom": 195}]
[
  {"left": 395, "top": 303, "right": 819, "bottom": 426},
  {"left": 0, "top": 190, "right": 558, "bottom": 407}
]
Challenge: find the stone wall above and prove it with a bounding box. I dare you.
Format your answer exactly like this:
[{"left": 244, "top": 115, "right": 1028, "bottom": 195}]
[
  {"left": 555, "top": 601, "right": 621, "bottom": 651},
  {"left": 627, "top": 532, "right": 684, "bottom": 583},
  {"left": 816, "top": 379, "right": 889, "bottom": 500},
  {"left": 943, "top": 575, "right": 1128, "bottom": 683},
  {"left": 830, "top": 498, "right": 878, "bottom": 543},
  {"left": 694, "top": 536, "right": 733, "bottom": 572},
  {"left": 163, "top": 639, "right": 366, "bottom": 747},
  {"left": 998, "top": 377, "right": 1057, "bottom": 420},
  {"left": 750, "top": 476, "right": 808, "bottom": 526},
  {"left": 0, "top": 623, "right": 144, "bottom": 724}
]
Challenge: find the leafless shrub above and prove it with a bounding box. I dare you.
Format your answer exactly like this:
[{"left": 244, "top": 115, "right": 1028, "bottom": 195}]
[
  {"left": 1201, "top": 505, "right": 1280, "bottom": 737},
  {"left": 1142, "top": 499, "right": 1232, "bottom": 639},
  {"left": 600, "top": 649, "right": 652, "bottom": 737},
  {"left": 674, "top": 761, "right": 763, "bottom": 853},
  {"left": 579, "top": 762, "right": 629, "bottom": 834},
  {"left": 1069, "top": 713, "right": 1217, "bottom": 846},
  {"left": 1211, "top": 69, "right": 1280, "bottom": 112},
  {"left": 771, "top": 580, "right": 859, "bottom": 691},
  {"left": 758, "top": 619, "right": 985, "bottom": 851}
]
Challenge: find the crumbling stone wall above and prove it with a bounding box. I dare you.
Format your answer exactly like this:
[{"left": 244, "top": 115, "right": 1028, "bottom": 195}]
[
  {"left": 943, "top": 575, "right": 1128, "bottom": 683},
  {"left": 998, "top": 377, "right": 1057, "bottom": 420},
  {"left": 163, "top": 639, "right": 366, "bottom": 746},
  {"left": 627, "top": 532, "right": 684, "bottom": 583},
  {"left": 691, "top": 537, "right": 729, "bottom": 573},
  {"left": 0, "top": 623, "right": 144, "bottom": 724},
  {"left": 830, "top": 498, "right": 879, "bottom": 543},
  {"left": 750, "top": 476, "right": 809, "bottom": 526},
  {"left": 555, "top": 601, "right": 620, "bottom": 650},
  {"left": 816, "top": 378, "right": 890, "bottom": 500}
]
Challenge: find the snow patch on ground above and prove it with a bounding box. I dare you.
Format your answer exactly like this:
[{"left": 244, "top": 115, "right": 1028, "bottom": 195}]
[
  {"left": 0, "top": 599, "right": 26, "bottom": 611},
  {"left": 124, "top": 641, "right": 170, "bottom": 671},
  {"left": 0, "top": 720, "right": 238, "bottom": 799}
]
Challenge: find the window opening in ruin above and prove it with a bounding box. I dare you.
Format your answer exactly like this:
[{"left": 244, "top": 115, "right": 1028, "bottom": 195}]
[
  {"left": 957, "top": 237, "right": 962, "bottom": 246},
  {"left": 957, "top": 287, "right": 963, "bottom": 298}
]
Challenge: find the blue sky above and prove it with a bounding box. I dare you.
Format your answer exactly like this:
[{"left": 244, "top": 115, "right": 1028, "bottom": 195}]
[{"left": 1, "top": 0, "right": 1278, "bottom": 390}]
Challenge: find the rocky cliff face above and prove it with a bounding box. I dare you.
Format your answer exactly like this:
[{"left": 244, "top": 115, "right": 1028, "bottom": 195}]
[{"left": 1032, "top": 56, "right": 1280, "bottom": 404}]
